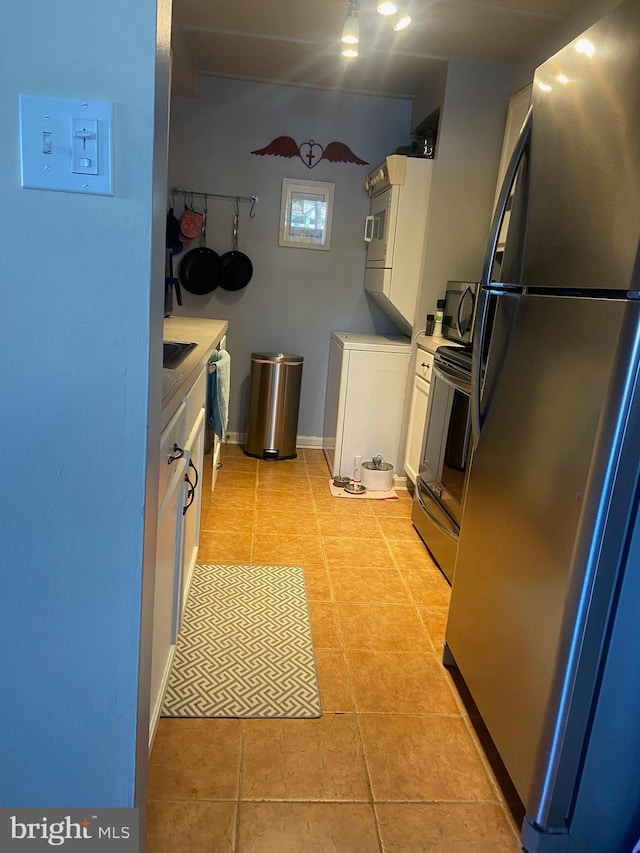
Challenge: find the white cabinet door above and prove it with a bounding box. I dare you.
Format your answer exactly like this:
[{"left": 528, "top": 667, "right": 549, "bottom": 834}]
[
  {"left": 404, "top": 374, "right": 430, "bottom": 485},
  {"left": 149, "top": 456, "right": 186, "bottom": 743},
  {"left": 180, "top": 407, "right": 206, "bottom": 630}
]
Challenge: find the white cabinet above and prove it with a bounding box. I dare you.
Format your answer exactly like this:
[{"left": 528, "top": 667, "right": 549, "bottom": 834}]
[
  {"left": 323, "top": 332, "right": 411, "bottom": 479},
  {"left": 180, "top": 406, "right": 206, "bottom": 633},
  {"left": 364, "top": 155, "right": 434, "bottom": 335},
  {"left": 150, "top": 401, "right": 187, "bottom": 738},
  {"left": 404, "top": 347, "right": 434, "bottom": 484},
  {"left": 149, "top": 365, "right": 209, "bottom": 746}
]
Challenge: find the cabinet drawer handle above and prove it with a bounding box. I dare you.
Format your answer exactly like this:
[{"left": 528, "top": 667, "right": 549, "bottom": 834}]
[
  {"left": 183, "top": 471, "right": 195, "bottom": 515},
  {"left": 421, "top": 362, "right": 430, "bottom": 368},
  {"left": 168, "top": 443, "right": 184, "bottom": 464},
  {"left": 188, "top": 458, "right": 199, "bottom": 489}
]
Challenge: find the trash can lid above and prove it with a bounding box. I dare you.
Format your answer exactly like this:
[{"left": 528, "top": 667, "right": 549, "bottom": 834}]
[{"left": 251, "top": 352, "right": 304, "bottom": 364}]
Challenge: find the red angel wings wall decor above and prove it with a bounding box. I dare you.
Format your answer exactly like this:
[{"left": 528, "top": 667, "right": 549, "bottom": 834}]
[{"left": 251, "top": 137, "right": 369, "bottom": 169}]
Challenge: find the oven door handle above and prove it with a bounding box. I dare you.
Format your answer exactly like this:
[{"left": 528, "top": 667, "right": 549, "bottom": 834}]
[
  {"left": 416, "top": 480, "right": 459, "bottom": 539},
  {"left": 433, "top": 363, "right": 471, "bottom": 396}
]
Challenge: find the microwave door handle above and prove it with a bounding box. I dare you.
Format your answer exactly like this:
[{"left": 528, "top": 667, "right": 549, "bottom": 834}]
[
  {"left": 481, "top": 104, "right": 532, "bottom": 288},
  {"left": 364, "top": 215, "right": 374, "bottom": 243},
  {"left": 456, "top": 286, "right": 472, "bottom": 336}
]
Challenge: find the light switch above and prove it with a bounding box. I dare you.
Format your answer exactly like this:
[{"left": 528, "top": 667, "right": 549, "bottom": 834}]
[
  {"left": 19, "top": 94, "right": 113, "bottom": 196},
  {"left": 72, "top": 118, "right": 98, "bottom": 175}
]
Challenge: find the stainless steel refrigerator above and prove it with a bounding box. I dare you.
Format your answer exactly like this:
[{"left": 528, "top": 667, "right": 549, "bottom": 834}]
[{"left": 444, "top": 2, "right": 640, "bottom": 851}]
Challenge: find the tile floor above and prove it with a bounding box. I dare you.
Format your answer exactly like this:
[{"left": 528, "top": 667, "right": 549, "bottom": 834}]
[{"left": 148, "top": 445, "right": 522, "bottom": 852}]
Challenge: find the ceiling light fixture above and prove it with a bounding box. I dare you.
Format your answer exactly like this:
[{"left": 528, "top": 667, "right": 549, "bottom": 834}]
[
  {"left": 575, "top": 38, "right": 595, "bottom": 56},
  {"left": 393, "top": 12, "right": 411, "bottom": 31},
  {"left": 341, "top": 1, "right": 411, "bottom": 60},
  {"left": 377, "top": 1, "right": 398, "bottom": 16},
  {"left": 341, "top": 1, "right": 360, "bottom": 45}
]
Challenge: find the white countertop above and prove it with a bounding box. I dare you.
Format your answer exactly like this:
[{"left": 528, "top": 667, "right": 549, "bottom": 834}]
[
  {"left": 162, "top": 316, "right": 229, "bottom": 426},
  {"left": 414, "top": 333, "right": 463, "bottom": 355}
]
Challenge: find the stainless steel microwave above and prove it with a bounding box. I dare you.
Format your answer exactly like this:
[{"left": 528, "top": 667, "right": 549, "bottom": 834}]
[{"left": 442, "top": 281, "right": 478, "bottom": 345}]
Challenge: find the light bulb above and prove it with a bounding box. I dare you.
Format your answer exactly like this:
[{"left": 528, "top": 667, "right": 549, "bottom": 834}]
[
  {"left": 537, "top": 81, "right": 552, "bottom": 92},
  {"left": 557, "top": 74, "right": 569, "bottom": 84},
  {"left": 342, "top": 45, "right": 358, "bottom": 58},
  {"left": 377, "top": 1, "right": 398, "bottom": 16},
  {"left": 393, "top": 13, "right": 411, "bottom": 31},
  {"left": 341, "top": 13, "right": 359, "bottom": 45}
]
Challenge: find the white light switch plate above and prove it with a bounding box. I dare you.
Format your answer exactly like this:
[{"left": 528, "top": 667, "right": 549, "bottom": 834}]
[{"left": 19, "top": 94, "right": 113, "bottom": 196}]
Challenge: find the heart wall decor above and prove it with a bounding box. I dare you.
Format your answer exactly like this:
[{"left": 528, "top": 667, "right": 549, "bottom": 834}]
[{"left": 251, "top": 136, "right": 368, "bottom": 169}]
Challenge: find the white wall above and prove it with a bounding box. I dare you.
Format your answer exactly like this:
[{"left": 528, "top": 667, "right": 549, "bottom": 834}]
[
  {"left": 168, "top": 76, "right": 413, "bottom": 441},
  {"left": 0, "top": 0, "right": 169, "bottom": 813}
]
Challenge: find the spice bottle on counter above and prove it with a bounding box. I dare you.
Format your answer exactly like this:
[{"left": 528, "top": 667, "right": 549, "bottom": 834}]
[
  {"left": 434, "top": 299, "right": 445, "bottom": 336},
  {"left": 425, "top": 314, "right": 435, "bottom": 336}
]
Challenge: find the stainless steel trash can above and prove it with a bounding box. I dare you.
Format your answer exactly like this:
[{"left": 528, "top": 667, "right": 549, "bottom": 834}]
[{"left": 244, "top": 352, "right": 303, "bottom": 460}]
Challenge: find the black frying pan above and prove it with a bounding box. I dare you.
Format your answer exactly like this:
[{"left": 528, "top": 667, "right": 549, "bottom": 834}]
[
  {"left": 178, "top": 210, "right": 222, "bottom": 295},
  {"left": 220, "top": 210, "right": 253, "bottom": 291}
]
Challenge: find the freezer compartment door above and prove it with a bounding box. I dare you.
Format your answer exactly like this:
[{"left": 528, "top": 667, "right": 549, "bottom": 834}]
[
  {"left": 446, "top": 292, "right": 630, "bottom": 817},
  {"left": 523, "top": 1, "right": 640, "bottom": 291}
]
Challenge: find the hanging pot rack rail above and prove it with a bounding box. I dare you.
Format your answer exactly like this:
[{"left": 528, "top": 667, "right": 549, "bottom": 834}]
[{"left": 172, "top": 187, "right": 259, "bottom": 218}]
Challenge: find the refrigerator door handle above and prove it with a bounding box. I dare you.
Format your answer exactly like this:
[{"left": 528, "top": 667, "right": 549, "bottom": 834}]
[
  {"left": 471, "top": 287, "right": 491, "bottom": 447},
  {"left": 480, "top": 105, "right": 533, "bottom": 288}
]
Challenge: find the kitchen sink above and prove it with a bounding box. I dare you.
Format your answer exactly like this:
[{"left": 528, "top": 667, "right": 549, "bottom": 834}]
[{"left": 163, "top": 340, "right": 197, "bottom": 369}]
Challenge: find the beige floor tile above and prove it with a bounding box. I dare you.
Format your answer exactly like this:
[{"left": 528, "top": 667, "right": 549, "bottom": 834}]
[
  {"left": 214, "top": 471, "right": 257, "bottom": 491},
  {"left": 360, "top": 715, "right": 496, "bottom": 802},
  {"left": 370, "top": 499, "right": 413, "bottom": 518},
  {"left": 242, "top": 715, "right": 370, "bottom": 801},
  {"left": 206, "top": 487, "right": 256, "bottom": 510},
  {"left": 308, "top": 602, "right": 342, "bottom": 649},
  {"left": 256, "top": 490, "right": 315, "bottom": 513},
  {"left": 376, "top": 517, "right": 422, "bottom": 541},
  {"left": 198, "top": 531, "right": 254, "bottom": 563},
  {"left": 238, "top": 802, "right": 379, "bottom": 853},
  {"left": 303, "top": 448, "right": 328, "bottom": 463},
  {"left": 317, "top": 513, "right": 383, "bottom": 539},
  {"left": 375, "top": 803, "right": 521, "bottom": 852},
  {"left": 314, "top": 649, "right": 354, "bottom": 712},
  {"left": 148, "top": 719, "right": 242, "bottom": 801},
  {"left": 258, "top": 456, "right": 308, "bottom": 472},
  {"left": 303, "top": 564, "right": 333, "bottom": 601},
  {"left": 147, "top": 801, "right": 236, "bottom": 853},
  {"left": 253, "top": 533, "right": 324, "bottom": 564},
  {"left": 306, "top": 467, "right": 332, "bottom": 481},
  {"left": 336, "top": 604, "right": 430, "bottom": 652},
  {"left": 323, "top": 537, "right": 394, "bottom": 569},
  {"left": 215, "top": 454, "right": 258, "bottom": 473},
  {"left": 345, "top": 650, "right": 459, "bottom": 715},
  {"left": 419, "top": 607, "right": 450, "bottom": 653},
  {"left": 220, "top": 443, "right": 247, "bottom": 457},
  {"left": 401, "top": 569, "right": 451, "bottom": 608},
  {"left": 200, "top": 506, "right": 255, "bottom": 534},
  {"left": 257, "top": 475, "right": 312, "bottom": 494},
  {"left": 329, "top": 567, "right": 411, "bottom": 605},
  {"left": 388, "top": 540, "right": 439, "bottom": 571},
  {"left": 254, "top": 510, "right": 319, "bottom": 536}
]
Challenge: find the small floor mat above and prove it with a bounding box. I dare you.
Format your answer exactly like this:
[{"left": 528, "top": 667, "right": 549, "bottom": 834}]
[
  {"left": 328, "top": 480, "right": 399, "bottom": 500},
  {"left": 161, "top": 564, "right": 322, "bottom": 719}
]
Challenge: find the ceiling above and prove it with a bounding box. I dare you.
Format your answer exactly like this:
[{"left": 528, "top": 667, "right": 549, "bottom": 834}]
[{"left": 173, "top": 0, "right": 587, "bottom": 99}]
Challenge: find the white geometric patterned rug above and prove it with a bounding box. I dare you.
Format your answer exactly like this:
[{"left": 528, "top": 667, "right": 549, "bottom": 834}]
[{"left": 161, "top": 564, "right": 322, "bottom": 719}]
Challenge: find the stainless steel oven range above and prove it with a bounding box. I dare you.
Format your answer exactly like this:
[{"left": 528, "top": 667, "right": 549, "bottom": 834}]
[{"left": 411, "top": 345, "right": 472, "bottom": 584}]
